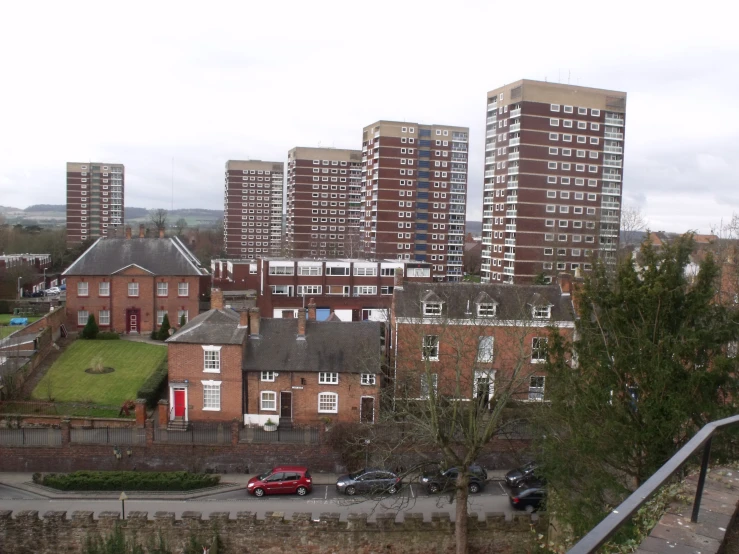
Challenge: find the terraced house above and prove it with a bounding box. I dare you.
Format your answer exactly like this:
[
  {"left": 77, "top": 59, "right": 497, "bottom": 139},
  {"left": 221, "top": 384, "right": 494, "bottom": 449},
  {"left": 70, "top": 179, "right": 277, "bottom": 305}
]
[{"left": 62, "top": 226, "right": 209, "bottom": 334}]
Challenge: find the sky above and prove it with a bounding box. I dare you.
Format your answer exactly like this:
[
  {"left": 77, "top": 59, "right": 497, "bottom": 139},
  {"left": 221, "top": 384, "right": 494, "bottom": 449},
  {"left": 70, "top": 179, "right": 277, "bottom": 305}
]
[{"left": 0, "top": 0, "right": 737, "bottom": 233}]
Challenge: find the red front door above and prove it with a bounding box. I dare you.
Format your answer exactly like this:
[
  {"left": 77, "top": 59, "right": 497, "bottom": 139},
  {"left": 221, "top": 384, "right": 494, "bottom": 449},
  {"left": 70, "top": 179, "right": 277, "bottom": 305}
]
[{"left": 174, "top": 390, "right": 186, "bottom": 417}]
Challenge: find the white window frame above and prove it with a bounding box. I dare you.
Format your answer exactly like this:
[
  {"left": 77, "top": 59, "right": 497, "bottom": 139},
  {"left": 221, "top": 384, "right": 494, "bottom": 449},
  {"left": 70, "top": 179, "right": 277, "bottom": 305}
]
[
  {"left": 422, "top": 335, "right": 439, "bottom": 361},
  {"left": 423, "top": 302, "right": 442, "bottom": 317},
  {"left": 77, "top": 310, "right": 89, "bottom": 326},
  {"left": 203, "top": 345, "right": 222, "bottom": 373},
  {"left": 531, "top": 337, "right": 547, "bottom": 363},
  {"left": 318, "top": 392, "right": 338, "bottom": 413},
  {"left": 533, "top": 306, "right": 552, "bottom": 319},
  {"left": 98, "top": 310, "right": 110, "bottom": 326},
  {"left": 361, "top": 373, "right": 376, "bottom": 386},
  {"left": 98, "top": 282, "right": 110, "bottom": 297},
  {"left": 77, "top": 282, "right": 89, "bottom": 296},
  {"left": 178, "top": 282, "right": 189, "bottom": 297},
  {"left": 128, "top": 282, "right": 139, "bottom": 297},
  {"left": 261, "top": 391, "right": 277, "bottom": 411},
  {"left": 319, "top": 372, "right": 339, "bottom": 385},
  {"left": 477, "top": 303, "right": 496, "bottom": 317},
  {"left": 420, "top": 373, "right": 438, "bottom": 399},
  {"left": 477, "top": 336, "right": 494, "bottom": 362},
  {"left": 157, "top": 282, "right": 168, "bottom": 297},
  {"left": 202, "top": 380, "right": 222, "bottom": 411},
  {"left": 528, "top": 376, "right": 545, "bottom": 402}
]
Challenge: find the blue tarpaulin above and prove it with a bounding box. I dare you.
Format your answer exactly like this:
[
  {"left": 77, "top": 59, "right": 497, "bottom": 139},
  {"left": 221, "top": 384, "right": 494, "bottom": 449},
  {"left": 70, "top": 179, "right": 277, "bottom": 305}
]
[{"left": 9, "top": 318, "right": 28, "bottom": 326}]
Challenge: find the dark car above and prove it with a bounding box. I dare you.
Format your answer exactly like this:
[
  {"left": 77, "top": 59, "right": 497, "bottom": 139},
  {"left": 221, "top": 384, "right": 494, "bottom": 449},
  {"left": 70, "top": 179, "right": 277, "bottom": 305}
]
[
  {"left": 509, "top": 480, "right": 546, "bottom": 512},
  {"left": 420, "top": 465, "right": 488, "bottom": 494},
  {"left": 335, "top": 468, "right": 401, "bottom": 496},
  {"left": 246, "top": 466, "right": 312, "bottom": 497},
  {"left": 505, "top": 462, "right": 537, "bottom": 488},
  {"left": 31, "top": 291, "right": 44, "bottom": 297}
]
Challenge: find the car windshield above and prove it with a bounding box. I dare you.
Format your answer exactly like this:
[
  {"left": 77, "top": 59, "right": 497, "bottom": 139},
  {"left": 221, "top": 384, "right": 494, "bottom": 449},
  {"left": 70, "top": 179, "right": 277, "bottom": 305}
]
[
  {"left": 257, "top": 471, "right": 272, "bottom": 480},
  {"left": 349, "top": 469, "right": 366, "bottom": 479}
]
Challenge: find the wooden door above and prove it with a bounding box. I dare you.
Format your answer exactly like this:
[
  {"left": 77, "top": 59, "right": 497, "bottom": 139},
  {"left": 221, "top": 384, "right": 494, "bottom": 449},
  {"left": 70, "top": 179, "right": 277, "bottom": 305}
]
[
  {"left": 280, "top": 392, "right": 292, "bottom": 419},
  {"left": 360, "top": 397, "right": 375, "bottom": 423},
  {"left": 174, "top": 390, "right": 186, "bottom": 417}
]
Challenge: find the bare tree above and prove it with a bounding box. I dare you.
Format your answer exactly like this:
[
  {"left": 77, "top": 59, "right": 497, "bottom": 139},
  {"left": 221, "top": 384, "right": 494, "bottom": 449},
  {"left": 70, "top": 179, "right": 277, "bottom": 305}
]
[
  {"left": 149, "top": 209, "right": 168, "bottom": 232},
  {"left": 619, "top": 204, "right": 648, "bottom": 248}
]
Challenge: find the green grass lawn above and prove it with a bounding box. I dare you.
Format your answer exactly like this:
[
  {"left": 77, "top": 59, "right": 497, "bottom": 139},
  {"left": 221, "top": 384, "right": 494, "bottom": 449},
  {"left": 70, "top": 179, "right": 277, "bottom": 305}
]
[
  {"left": 463, "top": 274, "right": 482, "bottom": 283},
  {"left": 31, "top": 340, "right": 167, "bottom": 406},
  {"left": 0, "top": 315, "right": 42, "bottom": 338}
]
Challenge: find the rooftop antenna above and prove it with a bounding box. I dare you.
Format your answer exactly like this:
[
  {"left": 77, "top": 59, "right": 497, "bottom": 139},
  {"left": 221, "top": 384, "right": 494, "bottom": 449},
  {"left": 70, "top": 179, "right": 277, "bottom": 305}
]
[{"left": 171, "top": 157, "right": 174, "bottom": 211}]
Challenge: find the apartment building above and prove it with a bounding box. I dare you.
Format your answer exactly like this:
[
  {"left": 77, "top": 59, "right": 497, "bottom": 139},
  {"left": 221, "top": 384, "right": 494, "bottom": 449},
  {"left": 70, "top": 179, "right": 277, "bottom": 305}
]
[
  {"left": 480, "top": 80, "right": 626, "bottom": 284},
  {"left": 66, "top": 162, "right": 124, "bottom": 246},
  {"left": 211, "top": 257, "right": 433, "bottom": 321},
  {"left": 286, "top": 147, "right": 363, "bottom": 258},
  {"left": 361, "top": 121, "right": 469, "bottom": 282},
  {"left": 223, "top": 160, "right": 284, "bottom": 259}
]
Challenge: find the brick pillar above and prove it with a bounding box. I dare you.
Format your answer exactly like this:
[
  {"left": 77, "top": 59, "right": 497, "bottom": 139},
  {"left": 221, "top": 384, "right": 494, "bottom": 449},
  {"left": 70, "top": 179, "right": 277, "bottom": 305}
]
[
  {"left": 307, "top": 299, "right": 316, "bottom": 321},
  {"left": 60, "top": 418, "right": 71, "bottom": 446},
  {"left": 231, "top": 419, "right": 240, "bottom": 446},
  {"left": 135, "top": 399, "right": 147, "bottom": 428},
  {"left": 145, "top": 419, "right": 154, "bottom": 447},
  {"left": 211, "top": 288, "right": 224, "bottom": 310},
  {"left": 158, "top": 399, "right": 169, "bottom": 427},
  {"left": 297, "top": 308, "right": 307, "bottom": 338}
]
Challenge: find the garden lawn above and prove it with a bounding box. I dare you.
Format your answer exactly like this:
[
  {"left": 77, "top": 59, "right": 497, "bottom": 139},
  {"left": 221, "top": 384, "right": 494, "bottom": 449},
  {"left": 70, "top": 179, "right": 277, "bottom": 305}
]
[
  {"left": 0, "top": 315, "right": 42, "bottom": 338},
  {"left": 31, "top": 340, "right": 167, "bottom": 406}
]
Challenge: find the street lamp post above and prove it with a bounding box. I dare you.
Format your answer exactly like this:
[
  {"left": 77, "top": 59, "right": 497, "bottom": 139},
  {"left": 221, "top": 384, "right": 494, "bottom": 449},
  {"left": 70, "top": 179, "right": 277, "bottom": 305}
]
[
  {"left": 364, "top": 439, "right": 371, "bottom": 468},
  {"left": 119, "top": 491, "right": 128, "bottom": 519},
  {"left": 43, "top": 267, "right": 47, "bottom": 289},
  {"left": 17, "top": 277, "right": 22, "bottom": 299}
]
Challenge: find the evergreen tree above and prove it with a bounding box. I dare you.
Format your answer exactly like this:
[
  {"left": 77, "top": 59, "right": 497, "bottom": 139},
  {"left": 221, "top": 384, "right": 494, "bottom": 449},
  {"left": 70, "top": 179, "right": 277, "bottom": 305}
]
[
  {"left": 150, "top": 320, "right": 159, "bottom": 341},
  {"left": 536, "top": 234, "right": 739, "bottom": 538},
  {"left": 158, "top": 313, "right": 171, "bottom": 341},
  {"left": 82, "top": 314, "right": 99, "bottom": 340},
  {"left": 180, "top": 313, "right": 187, "bottom": 328}
]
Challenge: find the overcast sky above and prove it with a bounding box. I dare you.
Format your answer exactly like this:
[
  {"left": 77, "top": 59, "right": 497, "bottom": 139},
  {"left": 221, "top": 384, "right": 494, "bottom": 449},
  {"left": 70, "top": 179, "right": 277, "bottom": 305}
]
[{"left": 1, "top": 0, "right": 737, "bottom": 233}]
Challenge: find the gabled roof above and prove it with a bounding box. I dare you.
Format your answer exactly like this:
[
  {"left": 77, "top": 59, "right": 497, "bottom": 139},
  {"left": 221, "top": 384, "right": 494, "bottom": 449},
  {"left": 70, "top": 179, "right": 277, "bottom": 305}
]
[
  {"left": 394, "top": 282, "right": 575, "bottom": 322},
  {"left": 243, "top": 319, "right": 382, "bottom": 373},
  {"left": 166, "top": 309, "right": 247, "bottom": 345},
  {"left": 420, "top": 290, "right": 443, "bottom": 304},
  {"left": 63, "top": 237, "right": 208, "bottom": 276},
  {"left": 527, "top": 293, "right": 553, "bottom": 308}
]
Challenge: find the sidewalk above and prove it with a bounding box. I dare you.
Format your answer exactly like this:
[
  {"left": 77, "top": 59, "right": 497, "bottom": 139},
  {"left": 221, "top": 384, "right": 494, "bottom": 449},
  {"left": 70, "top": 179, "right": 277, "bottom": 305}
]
[{"left": 0, "top": 469, "right": 510, "bottom": 500}]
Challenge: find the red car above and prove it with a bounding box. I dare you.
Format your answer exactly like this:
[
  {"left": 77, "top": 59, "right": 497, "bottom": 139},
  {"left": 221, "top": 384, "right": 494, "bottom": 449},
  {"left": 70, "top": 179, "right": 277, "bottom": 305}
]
[{"left": 247, "top": 466, "right": 312, "bottom": 497}]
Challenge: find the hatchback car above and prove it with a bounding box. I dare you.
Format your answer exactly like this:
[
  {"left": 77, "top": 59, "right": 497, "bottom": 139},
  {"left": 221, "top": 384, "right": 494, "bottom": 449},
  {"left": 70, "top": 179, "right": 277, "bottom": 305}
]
[
  {"left": 420, "top": 465, "right": 488, "bottom": 494},
  {"left": 335, "top": 468, "right": 401, "bottom": 496},
  {"left": 44, "top": 287, "right": 61, "bottom": 296},
  {"left": 246, "top": 466, "right": 312, "bottom": 497},
  {"left": 505, "top": 462, "right": 538, "bottom": 488},
  {"left": 509, "top": 480, "right": 546, "bottom": 512}
]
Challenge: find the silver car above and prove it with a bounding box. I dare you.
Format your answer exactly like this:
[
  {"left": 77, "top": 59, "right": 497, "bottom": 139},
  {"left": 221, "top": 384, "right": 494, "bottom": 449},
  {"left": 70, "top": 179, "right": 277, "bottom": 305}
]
[{"left": 335, "top": 468, "right": 401, "bottom": 496}]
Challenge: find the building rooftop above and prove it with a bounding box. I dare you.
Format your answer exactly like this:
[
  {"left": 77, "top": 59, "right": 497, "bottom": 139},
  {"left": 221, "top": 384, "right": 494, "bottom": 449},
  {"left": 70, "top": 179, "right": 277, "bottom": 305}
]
[{"left": 166, "top": 309, "right": 247, "bottom": 345}]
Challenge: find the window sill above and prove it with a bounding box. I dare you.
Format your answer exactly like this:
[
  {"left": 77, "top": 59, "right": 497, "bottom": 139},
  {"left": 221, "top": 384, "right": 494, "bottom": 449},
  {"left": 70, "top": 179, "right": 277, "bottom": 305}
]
[
  {"left": 318, "top": 383, "right": 339, "bottom": 386},
  {"left": 99, "top": 295, "right": 110, "bottom": 298},
  {"left": 203, "top": 369, "right": 221, "bottom": 374},
  {"left": 318, "top": 410, "right": 338, "bottom": 414},
  {"left": 202, "top": 407, "right": 221, "bottom": 412},
  {"left": 530, "top": 359, "right": 546, "bottom": 364},
  {"left": 260, "top": 407, "right": 277, "bottom": 411}
]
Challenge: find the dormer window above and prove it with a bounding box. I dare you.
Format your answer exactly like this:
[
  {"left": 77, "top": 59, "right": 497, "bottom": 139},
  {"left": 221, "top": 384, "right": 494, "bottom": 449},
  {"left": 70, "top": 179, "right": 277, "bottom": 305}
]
[
  {"left": 533, "top": 306, "right": 551, "bottom": 319},
  {"left": 477, "top": 303, "right": 496, "bottom": 317},
  {"left": 423, "top": 302, "right": 442, "bottom": 317}
]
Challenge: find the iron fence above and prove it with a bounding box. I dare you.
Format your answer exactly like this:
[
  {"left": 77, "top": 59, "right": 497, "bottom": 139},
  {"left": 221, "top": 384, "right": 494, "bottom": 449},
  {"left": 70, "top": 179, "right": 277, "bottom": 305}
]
[
  {"left": 70, "top": 427, "right": 146, "bottom": 445},
  {"left": 0, "top": 428, "right": 62, "bottom": 447},
  {"left": 154, "top": 423, "right": 230, "bottom": 445},
  {"left": 239, "top": 426, "right": 320, "bottom": 444}
]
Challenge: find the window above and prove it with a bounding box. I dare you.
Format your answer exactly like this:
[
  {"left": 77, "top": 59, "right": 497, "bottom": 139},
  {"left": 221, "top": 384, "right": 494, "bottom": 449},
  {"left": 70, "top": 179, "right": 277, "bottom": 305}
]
[
  {"left": 533, "top": 306, "right": 551, "bottom": 319},
  {"left": 578, "top": 107, "right": 587, "bottom": 115},
  {"left": 531, "top": 337, "right": 547, "bottom": 363},
  {"left": 157, "top": 282, "right": 168, "bottom": 297},
  {"left": 178, "top": 310, "right": 188, "bottom": 324},
  {"left": 261, "top": 391, "right": 277, "bottom": 410},
  {"left": 591, "top": 109, "right": 600, "bottom": 116},
  {"left": 269, "top": 265, "right": 295, "bottom": 275},
  {"left": 551, "top": 104, "right": 560, "bottom": 112},
  {"left": 477, "top": 303, "right": 496, "bottom": 317},
  {"left": 128, "top": 282, "right": 139, "bottom": 297},
  {"left": 547, "top": 191, "right": 556, "bottom": 198},
  {"left": 178, "top": 283, "right": 189, "bottom": 297},
  {"left": 203, "top": 346, "right": 221, "bottom": 373},
  {"left": 202, "top": 381, "right": 221, "bottom": 410},
  {"left": 318, "top": 392, "right": 338, "bottom": 413},
  {"left": 77, "top": 282, "right": 89, "bottom": 296},
  {"left": 564, "top": 105, "right": 573, "bottom": 113},
  {"left": 98, "top": 282, "right": 110, "bottom": 297},
  {"left": 422, "top": 335, "right": 439, "bottom": 360},
  {"left": 353, "top": 286, "right": 377, "bottom": 295},
  {"left": 97, "top": 310, "right": 110, "bottom": 326},
  {"left": 423, "top": 302, "right": 442, "bottom": 317},
  {"left": 298, "top": 265, "right": 322, "bottom": 276},
  {"left": 550, "top": 118, "right": 559, "bottom": 126},
  {"left": 477, "top": 336, "right": 494, "bottom": 362},
  {"left": 261, "top": 371, "right": 276, "bottom": 382},
  {"left": 157, "top": 310, "right": 167, "bottom": 325},
  {"left": 297, "top": 285, "right": 322, "bottom": 296},
  {"left": 549, "top": 133, "right": 559, "bottom": 140},
  {"left": 529, "top": 376, "right": 545, "bottom": 401},
  {"left": 326, "top": 266, "right": 349, "bottom": 276},
  {"left": 361, "top": 374, "right": 376, "bottom": 386},
  {"left": 319, "top": 372, "right": 339, "bottom": 384},
  {"left": 77, "top": 310, "right": 89, "bottom": 326},
  {"left": 354, "top": 266, "right": 378, "bottom": 276},
  {"left": 420, "top": 373, "right": 438, "bottom": 399}
]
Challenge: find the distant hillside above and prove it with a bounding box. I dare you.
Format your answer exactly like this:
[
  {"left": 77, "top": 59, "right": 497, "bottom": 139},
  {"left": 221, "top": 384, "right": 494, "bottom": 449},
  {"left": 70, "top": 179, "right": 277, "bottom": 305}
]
[
  {"left": 466, "top": 221, "right": 482, "bottom": 235},
  {"left": 25, "top": 204, "right": 65, "bottom": 212}
]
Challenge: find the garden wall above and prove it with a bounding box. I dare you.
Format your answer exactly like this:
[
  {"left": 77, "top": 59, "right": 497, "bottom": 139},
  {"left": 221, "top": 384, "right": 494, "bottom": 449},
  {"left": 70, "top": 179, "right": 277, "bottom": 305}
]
[{"left": 0, "top": 509, "right": 543, "bottom": 554}]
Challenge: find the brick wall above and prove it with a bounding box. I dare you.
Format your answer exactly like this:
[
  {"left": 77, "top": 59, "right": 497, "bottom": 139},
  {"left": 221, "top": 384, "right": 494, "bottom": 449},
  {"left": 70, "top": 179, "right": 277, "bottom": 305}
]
[{"left": 0, "top": 509, "right": 542, "bottom": 554}]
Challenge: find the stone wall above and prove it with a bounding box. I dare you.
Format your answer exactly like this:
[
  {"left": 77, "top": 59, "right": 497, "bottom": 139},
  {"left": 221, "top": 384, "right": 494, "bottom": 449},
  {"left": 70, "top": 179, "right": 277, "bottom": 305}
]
[{"left": 0, "top": 509, "right": 543, "bottom": 554}]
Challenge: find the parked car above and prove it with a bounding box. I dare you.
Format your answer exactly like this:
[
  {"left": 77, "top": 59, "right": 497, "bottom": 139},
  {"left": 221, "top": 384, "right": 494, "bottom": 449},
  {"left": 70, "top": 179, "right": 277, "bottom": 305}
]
[
  {"left": 509, "top": 480, "right": 546, "bottom": 512},
  {"left": 335, "top": 468, "right": 401, "bottom": 496},
  {"left": 505, "top": 462, "right": 538, "bottom": 488},
  {"left": 44, "top": 287, "right": 61, "bottom": 296},
  {"left": 246, "top": 466, "right": 312, "bottom": 497},
  {"left": 420, "top": 464, "right": 488, "bottom": 494},
  {"left": 60, "top": 284, "right": 66, "bottom": 291},
  {"left": 31, "top": 291, "right": 44, "bottom": 298}
]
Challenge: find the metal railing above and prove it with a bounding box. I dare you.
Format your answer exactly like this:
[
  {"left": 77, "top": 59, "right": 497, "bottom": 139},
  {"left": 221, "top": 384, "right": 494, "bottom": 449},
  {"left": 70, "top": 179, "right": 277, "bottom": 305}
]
[
  {"left": 155, "top": 422, "right": 230, "bottom": 444},
  {"left": 0, "top": 428, "right": 62, "bottom": 446},
  {"left": 71, "top": 427, "right": 145, "bottom": 445},
  {"left": 569, "top": 414, "right": 739, "bottom": 554},
  {"left": 239, "top": 425, "right": 320, "bottom": 444}
]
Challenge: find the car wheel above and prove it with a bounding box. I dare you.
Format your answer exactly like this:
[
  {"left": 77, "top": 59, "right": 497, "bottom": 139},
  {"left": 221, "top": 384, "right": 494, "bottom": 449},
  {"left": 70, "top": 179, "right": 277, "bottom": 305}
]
[
  {"left": 525, "top": 505, "right": 535, "bottom": 514},
  {"left": 388, "top": 484, "right": 399, "bottom": 494},
  {"left": 296, "top": 486, "right": 308, "bottom": 496},
  {"left": 428, "top": 483, "right": 440, "bottom": 494},
  {"left": 253, "top": 488, "right": 265, "bottom": 498},
  {"left": 468, "top": 483, "right": 480, "bottom": 494},
  {"left": 345, "top": 486, "right": 356, "bottom": 496}
]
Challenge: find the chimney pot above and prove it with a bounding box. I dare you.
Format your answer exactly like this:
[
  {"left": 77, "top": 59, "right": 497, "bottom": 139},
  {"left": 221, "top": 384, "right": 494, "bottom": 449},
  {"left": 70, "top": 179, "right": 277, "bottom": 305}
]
[
  {"left": 211, "top": 288, "right": 224, "bottom": 310},
  {"left": 307, "top": 298, "right": 317, "bottom": 321},
  {"left": 297, "top": 308, "right": 307, "bottom": 339},
  {"left": 159, "top": 228, "right": 165, "bottom": 239},
  {"left": 248, "top": 308, "right": 261, "bottom": 336},
  {"left": 125, "top": 226, "right": 132, "bottom": 240},
  {"left": 239, "top": 309, "right": 249, "bottom": 329},
  {"left": 394, "top": 267, "right": 404, "bottom": 288},
  {"left": 139, "top": 224, "right": 145, "bottom": 239}
]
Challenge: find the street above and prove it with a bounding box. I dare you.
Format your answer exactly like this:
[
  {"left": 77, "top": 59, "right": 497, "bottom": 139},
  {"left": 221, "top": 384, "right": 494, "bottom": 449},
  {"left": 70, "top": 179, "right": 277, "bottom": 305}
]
[{"left": 0, "top": 482, "right": 519, "bottom": 521}]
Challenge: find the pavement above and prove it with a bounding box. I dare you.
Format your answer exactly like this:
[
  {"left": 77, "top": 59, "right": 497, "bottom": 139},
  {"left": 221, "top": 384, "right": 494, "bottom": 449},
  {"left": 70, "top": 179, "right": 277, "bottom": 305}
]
[{"left": 0, "top": 469, "right": 510, "bottom": 501}]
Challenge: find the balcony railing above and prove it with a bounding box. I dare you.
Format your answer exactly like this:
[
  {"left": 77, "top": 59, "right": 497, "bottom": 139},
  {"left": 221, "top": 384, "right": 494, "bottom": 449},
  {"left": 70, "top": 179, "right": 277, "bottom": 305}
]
[
  {"left": 485, "top": 143, "right": 495, "bottom": 152},
  {"left": 486, "top": 116, "right": 497, "bottom": 125},
  {"left": 569, "top": 414, "right": 739, "bottom": 554},
  {"left": 504, "top": 252, "right": 516, "bottom": 261},
  {"left": 484, "top": 170, "right": 495, "bottom": 178},
  {"left": 487, "top": 103, "right": 497, "bottom": 112},
  {"left": 509, "top": 137, "right": 520, "bottom": 147},
  {"left": 507, "top": 181, "right": 518, "bottom": 190},
  {"left": 506, "top": 210, "right": 517, "bottom": 218},
  {"left": 604, "top": 145, "right": 623, "bottom": 154},
  {"left": 604, "top": 131, "right": 624, "bottom": 140},
  {"left": 506, "top": 196, "right": 518, "bottom": 204},
  {"left": 503, "top": 266, "right": 515, "bottom": 275},
  {"left": 604, "top": 116, "right": 625, "bottom": 126},
  {"left": 602, "top": 173, "right": 622, "bottom": 182},
  {"left": 508, "top": 166, "right": 519, "bottom": 175},
  {"left": 510, "top": 108, "right": 521, "bottom": 118},
  {"left": 505, "top": 224, "right": 517, "bottom": 232},
  {"left": 508, "top": 152, "right": 520, "bottom": 161},
  {"left": 603, "top": 159, "right": 622, "bottom": 168},
  {"left": 486, "top": 129, "right": 496, "bottom": 139},
  {"left": 485, "top": 156, "right": 496, "bottom": 165},
  {"left": 509, "top": 123, "right": 521, "bottom": 132}
]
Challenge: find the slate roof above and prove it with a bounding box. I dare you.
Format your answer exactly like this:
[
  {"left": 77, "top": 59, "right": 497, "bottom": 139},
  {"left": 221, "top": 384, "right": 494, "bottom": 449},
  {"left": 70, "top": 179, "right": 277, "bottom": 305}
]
[
  {"left": 63, "top": 237, "right": 208, "bottom": 276},
  {"left": 166, "top": 309, "right": 247, "bottom": 345},
  {"left": 243, "top": 319, "right": 382, "bottom": 374},
  {"left": 394, "top": 282, "right": 575, "bottom": 322}
]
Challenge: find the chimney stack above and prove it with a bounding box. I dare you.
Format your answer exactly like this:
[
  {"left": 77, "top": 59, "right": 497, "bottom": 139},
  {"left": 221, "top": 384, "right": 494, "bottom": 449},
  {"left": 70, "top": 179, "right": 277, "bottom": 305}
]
[
  {"left": 248, "top": 307, "right": 261, "bottom": 337},
  {"left": 211, "top": 288, "right": 224, "bottom": 310},
  {"left": 558, "top": 273, "right": 572, "bottom": 296},
  {"left": 125, "top": 226, "right": 132, "bottom": 240},
  {"left": 239, "top": 310, "right": 249, "bottom": 328},
  {"left": 139, "top": 224, "right": 145, "bottom": 239},
  {"left": 159, "top": 228, "right": 165, "bottom": 239},
  {"left": 297, "top": 308, "right": 307, "bottom": 339},
  {"left": 307, "top": 298, "right": 316, "bottom": 321},
  {"left": 394, "top": 267, "right": 404, "bottom": 289}
]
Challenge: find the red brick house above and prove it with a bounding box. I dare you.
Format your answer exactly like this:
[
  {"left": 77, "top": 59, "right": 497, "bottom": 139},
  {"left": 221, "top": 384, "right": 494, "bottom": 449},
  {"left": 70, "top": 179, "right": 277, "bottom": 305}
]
[
  {"left": 389, "top": 277, "right": 576, "bottom": 404},
  {"left": 62, "top": 227, "right": 209, "bottom": 334},
  {"left": 166, "top": 292, "right": 383, "bottom": 426}
]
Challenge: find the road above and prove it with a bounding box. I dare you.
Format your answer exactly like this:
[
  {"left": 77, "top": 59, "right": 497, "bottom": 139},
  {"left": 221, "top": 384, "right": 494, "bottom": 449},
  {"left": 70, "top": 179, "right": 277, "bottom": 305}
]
[{"left": 0, "top": 482, "right": 519, "bottom": 521}]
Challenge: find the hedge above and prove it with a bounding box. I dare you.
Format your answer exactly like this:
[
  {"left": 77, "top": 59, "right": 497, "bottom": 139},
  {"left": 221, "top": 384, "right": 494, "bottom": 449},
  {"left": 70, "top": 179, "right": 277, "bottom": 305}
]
[
  {"left": 136, "top": 359, "right": 168, "bottom": 407},
  {"left": 40, "top": 471, "right": 220, "bottom": 491},
  {"left": 96, "top": 332, "right": 121, "bottom": 340}
]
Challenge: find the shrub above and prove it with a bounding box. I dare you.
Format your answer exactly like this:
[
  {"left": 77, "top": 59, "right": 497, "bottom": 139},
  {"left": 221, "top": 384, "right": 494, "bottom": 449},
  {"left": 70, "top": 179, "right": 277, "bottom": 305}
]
[
  {"left": 158, "top": 314, "right": 171, "bottom": 341},
  {"left": 81, "top": 314, "right": 99, "bottom": 340},
  {"left": 136, "top": 360, "right": 168, "bottom": 407},
  {"left": 42, "top": 471, "right": 220, "bottom": 491},
  {"left": 180, "top": 313, "right": 187, "bottom": 328},
  {"left": 96, "top": 332, "right": 120, "bottom": 340},
  {"left": 150, "top": 321, "right": 159, "bottom": 341}
]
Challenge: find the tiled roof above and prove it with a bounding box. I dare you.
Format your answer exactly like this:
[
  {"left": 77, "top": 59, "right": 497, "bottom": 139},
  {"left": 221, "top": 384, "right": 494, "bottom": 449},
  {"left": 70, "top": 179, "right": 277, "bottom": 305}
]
[
  {"left": 63, "top": 237, "right": 208, "bottom": 276},
  {"left": 166, "top": 309, "right": 247, "bottom": 345}
]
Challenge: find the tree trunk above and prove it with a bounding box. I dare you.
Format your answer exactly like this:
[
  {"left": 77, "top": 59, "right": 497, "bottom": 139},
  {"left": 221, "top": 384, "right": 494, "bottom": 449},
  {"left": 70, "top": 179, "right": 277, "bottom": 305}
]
[{"left": 455, "top": 472, "right": 470, "bottom": 554}]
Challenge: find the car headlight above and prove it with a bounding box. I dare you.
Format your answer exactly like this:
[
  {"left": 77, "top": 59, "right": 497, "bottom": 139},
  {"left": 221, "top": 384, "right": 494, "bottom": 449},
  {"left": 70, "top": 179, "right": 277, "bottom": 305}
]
[
  {"left": 247, "top": 483, "right": 254, "bottom": 488},
  {"left": 420, "top": 477, "right": 429, "bottom": 483},
  {"left": 337, "top": 481, "right": 346, "bottom": 486}
]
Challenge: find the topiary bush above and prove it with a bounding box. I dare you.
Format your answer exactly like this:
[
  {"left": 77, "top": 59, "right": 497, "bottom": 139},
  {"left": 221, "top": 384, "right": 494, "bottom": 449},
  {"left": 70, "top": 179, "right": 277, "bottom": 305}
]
[
  {"left": 158, "top": 314, "right": 171, "bottom": 341},
  {"left": 81, "top": 314, "right": 99, "bottom": 340}
]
